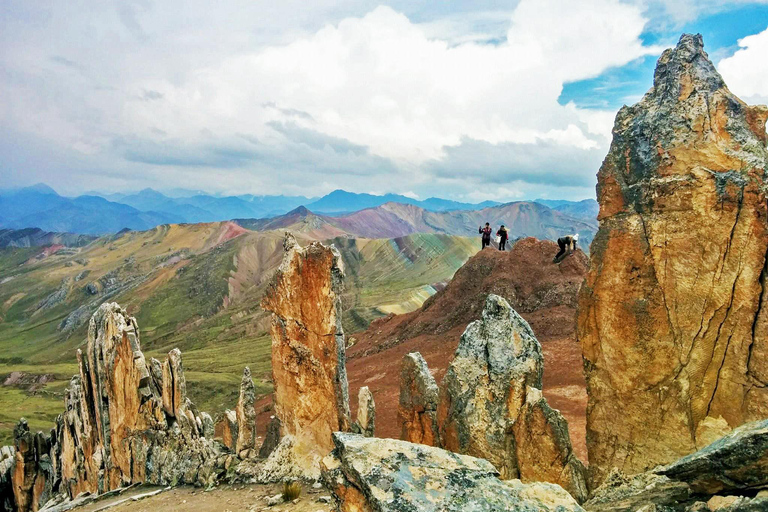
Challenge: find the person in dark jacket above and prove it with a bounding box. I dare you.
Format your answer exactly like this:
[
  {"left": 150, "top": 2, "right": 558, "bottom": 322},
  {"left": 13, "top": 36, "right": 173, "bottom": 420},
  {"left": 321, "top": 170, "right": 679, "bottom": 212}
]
[
  {"left": 496, "top": 225, "right": 508, "bottom": 251},
  {"left": 479, "top": 223, "right": 492, "bottom": 249},
  {"left": 554, "top": 233, "right": 579, "bottom": 261}
]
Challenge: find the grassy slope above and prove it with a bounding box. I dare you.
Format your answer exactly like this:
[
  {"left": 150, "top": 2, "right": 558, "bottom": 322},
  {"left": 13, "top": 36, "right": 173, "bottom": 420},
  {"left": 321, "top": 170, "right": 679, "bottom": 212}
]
[{"left": 0, "top": 225, "right": 477, "bottom": 444}]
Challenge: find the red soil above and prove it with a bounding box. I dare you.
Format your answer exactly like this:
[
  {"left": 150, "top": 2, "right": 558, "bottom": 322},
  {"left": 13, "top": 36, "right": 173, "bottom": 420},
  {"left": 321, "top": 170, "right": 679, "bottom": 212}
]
[{"left": 345, "top": 238, "right": 589, "bottom": 461}]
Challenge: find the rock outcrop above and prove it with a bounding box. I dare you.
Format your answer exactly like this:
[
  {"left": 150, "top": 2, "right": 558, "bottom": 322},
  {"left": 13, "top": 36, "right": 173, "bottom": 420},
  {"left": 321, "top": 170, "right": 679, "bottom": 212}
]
[
  {"left": 585, "top": 419, "right": 768, "bottom": 511},
  {"left": 514, "top": 388, "right": 588, "bottom": 503},
  {"left": 578, "top": 33, "right": 768, "bottom": 485},
  {"left": 438, "top": 294, "right": 543, "bottom": 479},
  {"left": 214, "top": 410, "right": 238, "bottom": 451},
  {"left": 1, "top": 445, "right": 14, "bottom": 511},
  {"left": 398, "top": 352, "right": 440, "bottom": 446},
  {"left": 236, "top": 367, "right": 257, "bottom": 454},
  {"left": 433, "top": 294, "right": 588, "bottom": 500},
  {"left": 321, "top": 432, "right": 585, "bottom": 512},
  {"left": 6, "top": 303, "right": 225, "bottom": 512},
  {"left": 257, "top": 416, "right": 281, "bottom": 459},
  {"left": 261, "top": 234, "right": 351, "bottom": 472},
  {"left": 352, "top": 386, "right": 375, "bottom": 438}
]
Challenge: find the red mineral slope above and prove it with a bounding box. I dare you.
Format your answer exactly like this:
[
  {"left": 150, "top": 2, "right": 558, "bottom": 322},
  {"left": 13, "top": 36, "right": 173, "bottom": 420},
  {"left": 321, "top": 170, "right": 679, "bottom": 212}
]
[{"left": 346, "top": 237, "right": 589, "bottom": 459}]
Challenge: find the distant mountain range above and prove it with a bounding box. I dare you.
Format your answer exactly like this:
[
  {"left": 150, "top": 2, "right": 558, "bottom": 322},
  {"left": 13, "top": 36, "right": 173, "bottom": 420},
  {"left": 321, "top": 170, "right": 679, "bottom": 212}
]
[
  {"left": 0, "top": 183, "right": 596, "bottom": 236},
  {"left": 237, "top": 200, "right": 597, "bottom": 247}
]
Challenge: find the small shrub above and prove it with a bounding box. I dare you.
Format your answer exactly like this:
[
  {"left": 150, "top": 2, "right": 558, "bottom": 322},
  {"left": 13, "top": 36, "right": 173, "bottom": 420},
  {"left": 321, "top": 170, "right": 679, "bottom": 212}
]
[{"left": 282, "top": 480, "right": 301, "bottom": 501}]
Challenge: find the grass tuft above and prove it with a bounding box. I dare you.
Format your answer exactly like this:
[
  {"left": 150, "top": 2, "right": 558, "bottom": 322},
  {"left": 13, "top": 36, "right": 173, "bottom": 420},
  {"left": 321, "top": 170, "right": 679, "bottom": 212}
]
[{"left": 282, "top": 480, "right": 301, "bottom": 501}]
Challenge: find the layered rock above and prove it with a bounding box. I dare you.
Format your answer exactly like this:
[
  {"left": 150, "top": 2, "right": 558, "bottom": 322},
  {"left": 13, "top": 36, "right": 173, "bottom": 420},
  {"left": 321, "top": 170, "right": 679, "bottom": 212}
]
[
  {"left": 261, "top": 233, "right": 351, "bottom": 471},
  {"left": 585, "top": 419, "right": 768, "bottom": 511},
  {"left": 321, "top": 432, "right": 585, "bottom": 512},
  {"left": 398, "top": 352, "right": 440, "bottom": 446},
  {"left": 6, "top": 303, "right": 225, "bottom": 512},
  {"left": 437, "top": 294, "right": 543, "bottom": 479},
  {"left": 578, "top": 33, "right": 768, "bottom": 485},
  {"left": 352, "top": 386, "right": 375, "bottom": 438},
  {"left": 236, "top": 367, "right": 257, "bottom": 454}
]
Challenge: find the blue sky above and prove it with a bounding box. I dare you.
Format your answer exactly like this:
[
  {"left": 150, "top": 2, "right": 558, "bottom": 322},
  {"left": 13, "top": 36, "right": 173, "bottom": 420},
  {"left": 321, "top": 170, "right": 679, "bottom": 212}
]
[
  {"left": 561, "top": 4, "right": 768, "bottom": 111},
  {"left": 1, "top": 1, "right": 767, "bottom": 202}
]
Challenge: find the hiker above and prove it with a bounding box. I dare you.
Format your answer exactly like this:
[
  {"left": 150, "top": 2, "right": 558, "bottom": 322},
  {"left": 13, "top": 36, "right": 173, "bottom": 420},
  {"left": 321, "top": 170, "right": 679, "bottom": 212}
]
[
  {"left": 555, "top": 233, "right": 579, "bottom": 261},
  {"left": 479, "top": 223, "right": 493, "bottom": 249},
  {"left": 496, "top": 225, "right": 509, "bottom": 251}
]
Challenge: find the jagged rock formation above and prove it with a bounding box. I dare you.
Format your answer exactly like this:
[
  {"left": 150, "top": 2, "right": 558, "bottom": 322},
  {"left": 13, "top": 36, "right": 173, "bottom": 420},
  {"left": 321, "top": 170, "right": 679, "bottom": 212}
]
[
  {"left": 514, "top": 388, "right": 588, "bottom": 503},
  {"left": 236, "top": 367, "right": 257, "bottom": 454},
  {"left": 352, "top": 386, "right": 375, "bottom": 438},
  {"left": 214, "top": 410, "right": 238, "bottom": 451},
  {"left": 423, "top": 295, "right": 589, "bottom": 500},
  {"left": 438, "top": 294, "right": 543, "bottom": 479},
  {"left": 261, "top": 233, "right": 351, "bottom": 472},
  {"left": 578, "top": 33, "right": 768, "bottom": 485},
  {"left": 398, "top": 352, "right": 440, "bottom": 446},
  {"left": 321, "top": 432, "right": 585, "bottom": 512},
  {"left": 584, "top": 419, "right": 768, "bottom": 511},
  {"left": 11, "top": 420, "right": 56, "bottom": 512},
  {"left": 5, "top": 303, "right": 225, "bottom": 512}
]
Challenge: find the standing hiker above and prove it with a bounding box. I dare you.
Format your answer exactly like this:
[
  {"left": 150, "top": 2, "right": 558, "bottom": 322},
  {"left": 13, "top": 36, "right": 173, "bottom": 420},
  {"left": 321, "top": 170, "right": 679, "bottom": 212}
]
[
  {"left": 479, "top": 223, "right": 493, "bottom": 249},
  {"left": 496, "top": 225, "right": 508, "bottom": 251}
]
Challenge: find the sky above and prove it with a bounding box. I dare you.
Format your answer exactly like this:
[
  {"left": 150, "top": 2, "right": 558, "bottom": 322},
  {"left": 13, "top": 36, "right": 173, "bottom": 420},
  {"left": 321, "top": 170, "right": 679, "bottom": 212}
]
[{"left": 1, "top": 1, "right": 767, "bottom": 202}]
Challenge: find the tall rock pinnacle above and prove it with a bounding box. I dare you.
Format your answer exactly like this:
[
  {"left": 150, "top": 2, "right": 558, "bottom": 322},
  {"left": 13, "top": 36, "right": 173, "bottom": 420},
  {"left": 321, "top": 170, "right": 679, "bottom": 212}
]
[
  {"left": 261, "top": 233, "right": 351, "bottom": 472},
  {"left": 578, "top": 33, "right": 768, "bottom": 486}
]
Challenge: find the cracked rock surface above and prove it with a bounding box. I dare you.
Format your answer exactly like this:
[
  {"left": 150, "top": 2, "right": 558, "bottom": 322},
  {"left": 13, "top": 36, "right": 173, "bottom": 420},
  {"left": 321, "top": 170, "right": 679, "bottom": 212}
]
[{"left": 578, "top": 33, "right": 768, "bottom": 486}]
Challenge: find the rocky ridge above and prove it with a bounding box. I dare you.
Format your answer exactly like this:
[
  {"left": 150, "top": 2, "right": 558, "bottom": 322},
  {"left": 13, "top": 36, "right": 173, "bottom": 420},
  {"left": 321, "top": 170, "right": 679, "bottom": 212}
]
[{"left": 578, "top": 33, "right": 768, "bottom": 486}]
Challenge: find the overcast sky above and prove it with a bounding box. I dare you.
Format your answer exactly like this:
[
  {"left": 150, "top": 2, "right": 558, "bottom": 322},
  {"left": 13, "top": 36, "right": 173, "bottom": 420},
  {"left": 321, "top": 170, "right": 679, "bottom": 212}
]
[{"left": 1, "top": 0, "right": 767, "bottom": 201}]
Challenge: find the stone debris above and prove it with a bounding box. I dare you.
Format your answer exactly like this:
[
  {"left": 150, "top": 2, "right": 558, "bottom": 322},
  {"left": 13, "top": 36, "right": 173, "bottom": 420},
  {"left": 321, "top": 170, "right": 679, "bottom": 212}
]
[
  {"left": 398, "top": 352, "right": 440, "bottom": 446},
  {"left": 261, "top": 233, "right": 351, "bottom": 475},
  {"left": 321, "top": 432, "right": 585, "bottom": 512},
  {"left": 578, "top": 33, "right": 768, "bottom": 486},
  {"left": 236, "top": 367, "right": 257, "bottom": 453},
  {"left": 351, "top": 386, "right": 375, "bottom": 438}
]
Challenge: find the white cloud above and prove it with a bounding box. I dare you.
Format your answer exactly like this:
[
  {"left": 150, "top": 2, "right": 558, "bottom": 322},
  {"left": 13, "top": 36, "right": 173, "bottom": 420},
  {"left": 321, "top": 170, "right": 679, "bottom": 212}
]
[
  {"left": 718, "top": 26, "right": 768, "bottom": 104},
  {"left": 1, "top": 0, "right": 660, "bottom": 199}
]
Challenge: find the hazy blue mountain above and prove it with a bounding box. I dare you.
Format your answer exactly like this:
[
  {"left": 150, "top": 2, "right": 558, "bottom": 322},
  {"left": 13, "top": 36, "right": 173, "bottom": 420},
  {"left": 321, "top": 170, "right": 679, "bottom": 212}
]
[
  {"left": 118, "top": 189, "right": 215, "bottom": 223},
  {"left": 0, "top": 186, "right": 179, "bottom": 234},
  {"left": 306, "top": 189, "right": 499, "bottom": 213},
  {"left": 534, "top": 198, "right": 598, "bottom": 223}
]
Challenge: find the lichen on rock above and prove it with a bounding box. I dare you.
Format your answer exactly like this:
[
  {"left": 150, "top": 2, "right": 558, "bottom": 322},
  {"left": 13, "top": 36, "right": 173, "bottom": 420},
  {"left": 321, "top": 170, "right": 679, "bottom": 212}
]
[{"left": 398, "top": 352, "right": 440, "bottom": 446}]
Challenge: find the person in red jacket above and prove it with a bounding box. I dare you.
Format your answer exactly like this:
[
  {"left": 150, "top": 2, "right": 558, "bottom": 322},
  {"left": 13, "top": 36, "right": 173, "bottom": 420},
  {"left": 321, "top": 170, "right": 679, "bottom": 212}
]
[
  {"left": 479, "top": 223, "right": 492, "bottom": 249},
  {"left": 496, "top": 225, "right": 508, "bottom": 251}
]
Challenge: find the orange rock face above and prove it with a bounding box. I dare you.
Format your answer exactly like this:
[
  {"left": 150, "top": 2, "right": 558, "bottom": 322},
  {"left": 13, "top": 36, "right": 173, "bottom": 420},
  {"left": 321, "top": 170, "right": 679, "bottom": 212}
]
[
  {"left": 398, "top": 352, "right": 440, "bottom": 446},
  {"left": 578, "top": 34, "right": 768, "bottom": 486},
  {"left": 261, "top": 234, "right": 351, "bottom": 469}
]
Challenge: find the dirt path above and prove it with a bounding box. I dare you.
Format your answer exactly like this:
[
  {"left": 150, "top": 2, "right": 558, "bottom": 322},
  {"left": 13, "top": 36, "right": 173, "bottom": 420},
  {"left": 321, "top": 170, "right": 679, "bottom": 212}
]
[{"left": 77, "top": 483, "right": 334, "bottom": 512}]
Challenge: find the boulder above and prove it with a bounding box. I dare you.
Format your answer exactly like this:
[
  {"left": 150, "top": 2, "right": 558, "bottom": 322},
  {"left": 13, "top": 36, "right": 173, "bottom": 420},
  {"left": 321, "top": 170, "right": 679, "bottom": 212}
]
[
  {"left": 321, "top": 432, "right": 585, "bottom": 512},
  {"left": 578, "top": 33, "right": 768, "bottom": 485},
  {"left": 513, "top": 387, "right": 588, "bottom": 503},
  {"left": 261, "top": 233, "right": 351, "bottom": 471},
  {"left": 352, "top": 386, "right": 375, "bottom": 438},
  {"left": 236, "top": 367, "right": 257, "bottom": 453},
  {"left": 215, "top": 410, "right": 238, "bottom": 452},
  {"left": 398, "top": 352, "right": 439, "bottom": 446},
  {"left": 437, "top": 294, "right": 543, "bottom": 479},
  {"left": 585, "top": 419, "right": 768, "bottom": 512}
]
